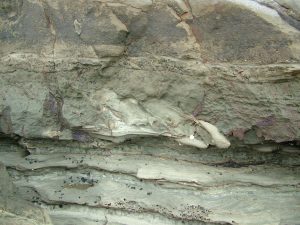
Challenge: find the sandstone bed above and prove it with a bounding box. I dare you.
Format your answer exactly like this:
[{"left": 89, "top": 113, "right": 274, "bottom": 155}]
[{"left": 0, "top": 0, "right": 300, "bottom": 224}]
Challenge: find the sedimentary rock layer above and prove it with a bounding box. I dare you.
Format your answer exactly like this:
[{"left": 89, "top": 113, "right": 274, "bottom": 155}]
[
  {"left": 1, "top": 140, "right": 300, "bottom": 225},
  {"left": 0, "top": 0, "right": 300, "bottom": 144},
  {"left": 0, "top": 0, "right": 300, "bottom": 224}
]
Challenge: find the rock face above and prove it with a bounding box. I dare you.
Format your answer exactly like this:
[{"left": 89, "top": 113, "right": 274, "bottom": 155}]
[
  {"left": 0, "top": 0, "right": 300, "bottom": 225},
  {"left": 0, "top": 0, "right": 300, "bottom": 144},
  {"left": 0, "top": 162, "right": 53, "bottom": 225}
]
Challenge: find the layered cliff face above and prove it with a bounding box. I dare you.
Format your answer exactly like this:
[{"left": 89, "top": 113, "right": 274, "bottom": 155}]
[
  {"left": 0, "top": 162, "right": 52, "bottom": 225},
  {"left": 0, "top": 0, "right": 300, "bottom": 225}
]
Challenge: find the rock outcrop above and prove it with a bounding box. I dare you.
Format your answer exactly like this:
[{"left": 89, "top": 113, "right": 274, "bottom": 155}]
[
  {"left": 0, "top": 162, "right": 53, "bottom": 225},
  {"left": 0, "top": 0, "right": 300, "bottom": 224}
]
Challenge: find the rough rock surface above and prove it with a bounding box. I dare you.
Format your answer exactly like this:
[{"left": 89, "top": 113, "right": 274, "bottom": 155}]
[
  {"left": 0, "top": 162, "right": 53, "bottom": 225},
  {"left": 0, "top": 0, "right": 300, "bottom": 224}
]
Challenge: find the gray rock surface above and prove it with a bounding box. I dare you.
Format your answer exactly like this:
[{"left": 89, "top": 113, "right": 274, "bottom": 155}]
[
  {"left": 0, "top": 0, "right": 300, "bottom": 224},
  {"left": 0, "top": 162, "right": 53, "bottom": 225},
  {"left": 1, "top": 140, "right": 300, "bottom": 225},
  {"left": 0, "top": 0, "right": 300, "bottom": 144}
]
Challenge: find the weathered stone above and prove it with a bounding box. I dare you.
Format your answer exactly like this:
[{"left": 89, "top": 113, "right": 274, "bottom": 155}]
[
  {"left": 0, "top": 162, "right": 53, "bottom": 225},
  {"left": 0, "top": 0, "right": 300, "bottom": 224}
]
